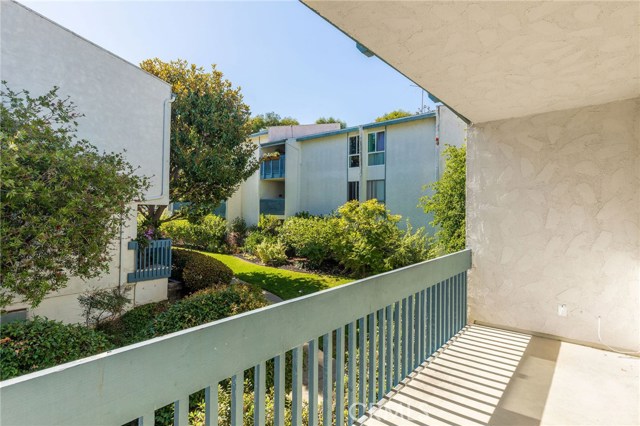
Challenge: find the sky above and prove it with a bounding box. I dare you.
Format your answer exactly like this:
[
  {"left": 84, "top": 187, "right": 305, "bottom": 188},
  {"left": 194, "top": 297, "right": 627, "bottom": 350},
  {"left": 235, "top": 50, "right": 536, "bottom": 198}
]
[{"left": 20, "top": 0, "right": 436, "bottom": 127}]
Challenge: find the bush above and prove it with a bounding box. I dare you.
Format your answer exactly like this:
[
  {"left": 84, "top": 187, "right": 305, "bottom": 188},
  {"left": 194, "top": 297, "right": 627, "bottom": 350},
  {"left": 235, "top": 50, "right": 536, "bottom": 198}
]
[
  {"left": 243, "top": 230, "right": 267, "bottom": 256},
  {"left": 154, "top": 285, "right": 268, "bottom": 335},
  {"left": 332, "top": 200, "right": 403, "bottom": 277},
  {"left": 160, "top": 214, "right": 228, "bottom": 253},
  {"left": 0, "top": 317, "right": 112, "bottom": 380},
  {"left": 386, "top": 223, "right": 429, "bottom": 270},
  {"left": 279, "top": 216, "right": 339, "bottom": 268},
  {"left": 77, "top": 287, "right": 130, "bottom": 327},
  {"left": 227, "top": 217, "right": 248, "bottom": 252},
  {"left": 172, "top": 249, "right": 233, "bottom": 293},
  {"left": 257, "top": 214, "right": 282, "bottom": 236},
  {"left": 255, "top": 240, "right": 288, "bottom": 266},
  {"left": 160, "top": 219, "right": 192, "bottom": 246},
  {"left": 98, "top": 301, "right": 169, "bottom": 347}
]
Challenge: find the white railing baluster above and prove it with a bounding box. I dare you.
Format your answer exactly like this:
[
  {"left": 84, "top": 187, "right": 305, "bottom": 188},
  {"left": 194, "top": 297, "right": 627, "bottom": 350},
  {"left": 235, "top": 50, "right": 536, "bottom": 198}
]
[
  {"left": 274, "top": 354, "right": 285, "bottom": 426},
  {"left": 308, "top": 338, "right": 319, "bottom": 426},
  {"left": 292, "top": 346, "right": 303, "bottom": 426},
  {"left": 335, "top": 327, "right": 345, "bottom": 426},
  {"left": 322, "top": 333, "right": 333, "bottom": 426},
  {"left": 254, "top": 362, "right": 266, "bottom": 426},
  {"left": 377, "top": 309, "right": 385, "bottom": 400},
  {"left": 205, "top": 385, "right": 218, "bottom": 426},
  {"left": 385, "top": 305, "right": 392, "bottom": 394},
  {"left": 347, "top": 321, "right": 356, "bottom": 426},
  {"left": 367, "top": 313, "right": 375, "bottom": 408},
  {"left": 231, "top": 373, "right": 243, "bottom": 426},
  {"left": 174, "top": 397, "right": 188, "bottom": 426},
  {"left": 358, "top": 317, "right": 366, "bottom": 417}
]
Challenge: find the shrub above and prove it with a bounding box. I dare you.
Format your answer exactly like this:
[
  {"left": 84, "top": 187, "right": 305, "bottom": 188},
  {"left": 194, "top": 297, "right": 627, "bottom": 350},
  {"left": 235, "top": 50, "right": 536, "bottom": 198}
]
[
  {"left": 257, "top": 214, "right": 282, "bottom": 236},
  {"left": 153, "top": 285, "right": 267, "bottom": 335},
  {"left": 243, "top": 230, "right": 267, "bottom": 256},
  {"left": 227, "top": 217, "right": 248, "bottom": 252},
  {"left": 77, "top": 287, "right": 130, "bottom": 327},
  {"left": 255, "top": 240, "right": 288, "bottom": 266},
  {"left": 0, "top": 317, "right": 112, "bottom": 380},
  {"left": 333, "top": 200, "right": 403, "bottom": 277},
  {"left": 172, "top": 249, "right": 233, "bottom": 293},
  {"left": 98, "top": 301, "right": 169, "bottom": 346},
  {"left": 279, "top": 216, "right": 339, "bottom": 268},
  {"left": 386, "top": 223, "right": 429, "bottom": 270},
  {"left": 160, "top": 214, "right": 228, "bottom": 253},
  {"left": 160, "top": 219, "right": 192, "bottom": 246}
]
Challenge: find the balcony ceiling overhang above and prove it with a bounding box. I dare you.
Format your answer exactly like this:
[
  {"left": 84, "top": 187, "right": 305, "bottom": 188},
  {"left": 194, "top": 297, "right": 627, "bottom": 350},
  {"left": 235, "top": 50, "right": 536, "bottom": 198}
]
[{"left": 303, "top": 1, "right": 640, "bottom": 124}]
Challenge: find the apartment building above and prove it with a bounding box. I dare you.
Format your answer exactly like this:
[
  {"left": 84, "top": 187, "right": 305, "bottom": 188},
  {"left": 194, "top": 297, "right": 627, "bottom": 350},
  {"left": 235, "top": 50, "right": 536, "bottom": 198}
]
[{"left": 226, "top": 105, "right": 466, "bottom": 231}]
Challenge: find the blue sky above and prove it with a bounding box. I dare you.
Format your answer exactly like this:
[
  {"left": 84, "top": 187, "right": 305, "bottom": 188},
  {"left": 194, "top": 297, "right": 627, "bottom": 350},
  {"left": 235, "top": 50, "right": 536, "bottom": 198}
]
[{"left": 21, "top": 0, "right": 436, "bottom": 126}]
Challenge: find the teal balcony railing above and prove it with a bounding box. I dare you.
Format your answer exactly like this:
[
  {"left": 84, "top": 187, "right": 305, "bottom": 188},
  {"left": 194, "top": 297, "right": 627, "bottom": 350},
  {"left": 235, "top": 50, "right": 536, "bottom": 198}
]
[
  {"left": 127, "top": 239, "right": 172, "bottom": 283},
  {"left": 260, "top": 198, "right": 285, "bottom": 216},
  {"left": 0, "top": 249, "right": 471, "bottom": 426},
  {"left": 261, "top": 155, "right": 285, "bottom": 179}
]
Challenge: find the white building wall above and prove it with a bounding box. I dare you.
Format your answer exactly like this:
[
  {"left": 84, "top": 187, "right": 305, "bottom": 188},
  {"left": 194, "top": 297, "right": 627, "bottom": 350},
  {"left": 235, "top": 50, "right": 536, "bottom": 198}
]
[
  {"left": 284, "top": 139, "right": 302, "bottom": 216},
  {"left": 298, "top": 135, "right": 348, "bottom": 216},
  {"left": 467, "top": 97, "right": 640, "bottom": 350},
  {"left": 1, "top": 1, "right": 171, "bottom": 322},
  {"left": 268, "top": 123, "right": 339, "bottom": 141},
  {"left": 385, "top": 119, "right": 437, "bottom": 230},
  {"left": 1, "top": 1, "right": 171, "bottom": 204}
]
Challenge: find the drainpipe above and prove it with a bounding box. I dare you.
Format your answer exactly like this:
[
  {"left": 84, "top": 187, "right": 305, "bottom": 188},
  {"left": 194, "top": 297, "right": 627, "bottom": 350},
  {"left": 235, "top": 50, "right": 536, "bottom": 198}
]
[
  {"left": 435, "top": 105, "right": 441, "bottom": 180},
  {"left": 144, "top": 93, "right": 176, "bottom": 202}
]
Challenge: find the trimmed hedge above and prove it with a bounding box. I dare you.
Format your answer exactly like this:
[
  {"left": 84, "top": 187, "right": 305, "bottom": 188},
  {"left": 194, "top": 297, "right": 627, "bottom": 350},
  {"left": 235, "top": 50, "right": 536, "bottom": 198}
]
[
  {"left": 172, "top": 249, "right": 233, "bottom": 293},
  {"left": 154, "top": 285, "right": 268, "bottom": 335},
  {"left": 161, "top": 214, "right": 228, "bottom": 253},
  {"left": 98, "top": 301, "right": 169, "bottom": 346},
  {"left": 0, "top": 317, "right": 112, "bottom": 380}
]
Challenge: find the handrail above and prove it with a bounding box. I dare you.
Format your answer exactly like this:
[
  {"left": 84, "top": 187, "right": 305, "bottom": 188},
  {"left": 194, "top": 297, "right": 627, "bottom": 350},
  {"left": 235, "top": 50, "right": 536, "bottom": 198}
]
[{"left": 0, "top": 249, "right": 471, "bottom": 426}]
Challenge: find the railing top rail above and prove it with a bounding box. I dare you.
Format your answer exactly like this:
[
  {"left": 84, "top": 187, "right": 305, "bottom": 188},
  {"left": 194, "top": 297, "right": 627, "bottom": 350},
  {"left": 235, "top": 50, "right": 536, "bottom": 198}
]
[{"left": 0, "top": 249, "right": 471, "bottom": 426}]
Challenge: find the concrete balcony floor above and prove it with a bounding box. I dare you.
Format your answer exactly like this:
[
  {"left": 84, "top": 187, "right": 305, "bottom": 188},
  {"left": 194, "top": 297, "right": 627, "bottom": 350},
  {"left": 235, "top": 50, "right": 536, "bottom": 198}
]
[{"left": 359, "top": 325, "right": 639, "bottom": 426}]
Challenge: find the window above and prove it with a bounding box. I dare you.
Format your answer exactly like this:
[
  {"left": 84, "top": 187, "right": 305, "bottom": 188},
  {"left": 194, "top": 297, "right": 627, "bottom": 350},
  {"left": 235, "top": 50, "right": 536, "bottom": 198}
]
[
  {"left": 348, "top": 181, "right": 360, "bottom": 201},
  {"left": 367, "top": 131, "right": 385, "bottom": 166},
  {"left": 348, "top": 135, "right": 360, "bottom": 168},
  {"left": 366, "top": 180, "right": 385, "bottom": 202}
]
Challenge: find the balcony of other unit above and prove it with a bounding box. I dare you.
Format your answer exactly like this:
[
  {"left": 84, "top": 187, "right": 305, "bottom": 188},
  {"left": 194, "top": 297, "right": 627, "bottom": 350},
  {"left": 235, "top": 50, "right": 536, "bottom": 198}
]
[{"left": 260, "top": 154, "right": 285, "bottom": 180}]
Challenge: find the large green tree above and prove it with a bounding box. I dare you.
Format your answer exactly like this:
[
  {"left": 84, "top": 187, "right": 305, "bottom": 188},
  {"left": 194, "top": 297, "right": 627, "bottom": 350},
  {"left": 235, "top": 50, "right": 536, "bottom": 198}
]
[
  {"left": 315, "top": 116, "right": 347, "bottom": 129},
  {"left": 419, "top": 145, "right": 466, "bottom": 258},
  {"left": 249, "top": 112, "right": 299, "bottom": 133},
  {"left": 0, "top": 83, "right": 147, "bottom": 308},
  {"left": 374, "top": 109, "right": 413, "bottom": 122},
  {"left": 139, "top": 59, "right": 258, "bottom": 229}
]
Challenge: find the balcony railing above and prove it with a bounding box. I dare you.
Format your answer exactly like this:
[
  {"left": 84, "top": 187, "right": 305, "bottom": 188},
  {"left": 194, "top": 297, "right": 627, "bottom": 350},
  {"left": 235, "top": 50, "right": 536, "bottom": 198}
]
[
  {"left": 0, "top": 249, "right": 471, "bottom": 426},
  {"left": 260, "top": 155, "right": 286, "bottom": 179},
  {"left": 260, "top": 198, "right": 285, "bottom": 216},
  {"left": 127, "top": 239, "right": 172, "bottom": 283}
]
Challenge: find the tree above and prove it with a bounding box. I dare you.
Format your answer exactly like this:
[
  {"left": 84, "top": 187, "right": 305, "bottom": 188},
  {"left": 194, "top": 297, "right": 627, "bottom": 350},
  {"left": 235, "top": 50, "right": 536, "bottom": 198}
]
[
  {"left": 419, "top": 145, "right": 466, "bottom": 258},
  {"left": 139, "top": 59, "right": 258, "bottom": 229},
  {"left": 249, "top": 112, "right": 299, "bottom": 133},
  {"left": 0, "top": 83, "right": 147, "bottom": 308},
  {"left": 374, "top": 109, "right": 413, "bottom": 122},
  {"left": 315, "top": 116, "right": 347, "bottom": 129}
]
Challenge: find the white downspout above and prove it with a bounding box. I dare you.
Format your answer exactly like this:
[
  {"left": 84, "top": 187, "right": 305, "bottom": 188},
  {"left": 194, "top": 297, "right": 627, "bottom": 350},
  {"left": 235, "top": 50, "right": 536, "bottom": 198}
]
[{"left": 143, "top": 93, "right": 176, "bottom": 202}]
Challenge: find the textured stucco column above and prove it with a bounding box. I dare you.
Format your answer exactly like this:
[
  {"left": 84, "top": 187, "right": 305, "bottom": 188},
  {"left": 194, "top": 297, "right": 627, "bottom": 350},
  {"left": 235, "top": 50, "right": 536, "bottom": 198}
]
[{"left": 467, "top": 97, "right": 640, "bottom": 350}]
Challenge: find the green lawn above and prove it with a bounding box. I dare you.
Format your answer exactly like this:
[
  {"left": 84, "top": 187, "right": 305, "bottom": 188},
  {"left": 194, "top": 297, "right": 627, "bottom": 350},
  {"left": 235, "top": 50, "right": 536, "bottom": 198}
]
[{"left": 201, "top": 252, "right": 352, "bottom": 300}]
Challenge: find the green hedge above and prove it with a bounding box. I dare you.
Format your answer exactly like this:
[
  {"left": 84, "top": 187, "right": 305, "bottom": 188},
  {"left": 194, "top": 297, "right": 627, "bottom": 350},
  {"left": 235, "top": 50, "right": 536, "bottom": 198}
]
[
  {"left": 279, "top": 216, "right": 339, "bottom": 268},
  {"left": 98, "top": 301, "right": 169, "bottom": 347},
  {"left": 154, "top": 285, "right": 268, "bottom": 335},
  {"left": 161, "top": 214, "right": 228, "bottom": 253},
  {"left": 1, "top": 317, "right": 112, "bottom": 380},
  {"left": 172, "top": 249, "right": 233, "bottom": 293}
]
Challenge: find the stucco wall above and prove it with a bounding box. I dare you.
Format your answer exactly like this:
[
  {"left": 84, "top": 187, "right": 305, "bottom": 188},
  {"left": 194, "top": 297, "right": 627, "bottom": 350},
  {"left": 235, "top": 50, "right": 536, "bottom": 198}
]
[
  {"left": 467, "top": 97, "right": 640, "bottom": 350},
  {"left": 385, "top": 119, "right": 437, "bottom": 230},
  {"left": 299, "top": 135, "right": 348, "bottom": 215},
  {"left": 1, "top": 1, "right": 172, "bottom": 204}
]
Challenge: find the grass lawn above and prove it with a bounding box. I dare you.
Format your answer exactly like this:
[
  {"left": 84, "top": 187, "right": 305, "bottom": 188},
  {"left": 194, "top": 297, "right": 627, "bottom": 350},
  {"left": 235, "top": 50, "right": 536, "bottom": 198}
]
[{"left": 200, "top": 252, "right": 352, "bottom": 300}]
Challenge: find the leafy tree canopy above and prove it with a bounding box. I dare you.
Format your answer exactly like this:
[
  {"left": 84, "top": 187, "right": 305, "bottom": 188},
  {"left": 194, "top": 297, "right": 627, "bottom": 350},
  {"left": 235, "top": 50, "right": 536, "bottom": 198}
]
[
  {"left": 0, "top": 83, "right": 147, "bottom": 308},
  {"left": 374, "top": 109, "right": 413, "bottom": 122},
  {"left": 139, "top": 59, "right": 258, "bottom": 227},
  {"left": 249, "top": 112, "right": 299, "bottom": 133},
  {"left": 315, "top": 116, "right": 347, "bottom": 129},
  {"left": 419, "top": 145, "right": 466, "bottom": 258}
]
